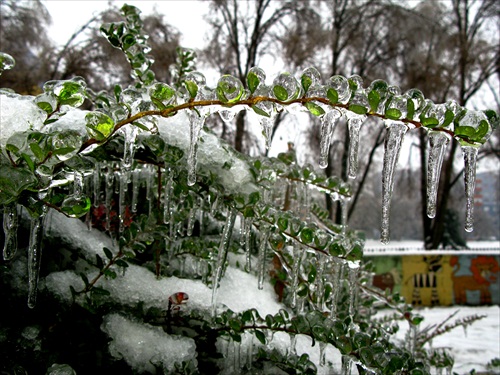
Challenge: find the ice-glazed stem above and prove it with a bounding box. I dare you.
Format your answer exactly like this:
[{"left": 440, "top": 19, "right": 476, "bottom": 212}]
[
  {"left": 380, "top": 121, "right": 408, "bottom": 244},
  {"left": 319, "top": 109, "right": 342, "bottom": 169},
  {"left": 461, "top": 145, "right": 479, "bottom": 232},
  {"left": 347, "top": 115, "right": 364, "bottom": 179},
  {"left": 211, "top": 208, "right": 237, "bottom": 317},
  {"left": 28, "top": 211, "right": 46, "bottom": 308},
  {"left": 2, "top": 203, "right": 18, "bottom": 261},
  {"left": 426, "top": 132, "right": 450, "bottom": 218},
  {"left": 257, "top": 225, "right": 271, "bottom": 290},
  {"left": 187, "top": 112, "right": 205, "bottom": 186}
]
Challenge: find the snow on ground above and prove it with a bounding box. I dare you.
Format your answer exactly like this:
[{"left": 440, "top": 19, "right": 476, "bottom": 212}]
[{"left": 379, "top": 306, "right": 500, "bottom": 374}]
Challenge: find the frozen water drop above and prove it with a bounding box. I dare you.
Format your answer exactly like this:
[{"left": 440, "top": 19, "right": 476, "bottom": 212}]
[
  {"left": 380, "top": 121, "right": 408, "bottom": 244},
  {"left": 0, "top": 52, "right": 15, "bottom": 75},
  {"left": 319, "top": 109, "right": 342, "bottom": 168},
  {"left": 2, "top": 203, "right": 18, "bottom": 260},
  {"left": 426, "top": 132, "right": 451, "bottom": 218},
  {"left": 461, "top": 145, "right": 479, "bottom": 232}
]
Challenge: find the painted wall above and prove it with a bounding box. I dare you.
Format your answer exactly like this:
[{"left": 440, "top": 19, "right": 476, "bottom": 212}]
[{"left": 366, "top": 254, "right": 500, "bottom": 306}]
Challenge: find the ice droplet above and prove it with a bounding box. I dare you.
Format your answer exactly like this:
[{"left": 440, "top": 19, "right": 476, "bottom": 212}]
[
  {"left": 211, "top": 208, "right": 237, "bottom": 317},
  {"left": 27, "top": 209, "right": 47, "bottom": 308},
  {"left": 187, "top": 111, "right": 205, "bottom": 186},
  {"left": 426, "top": 132, "right": 451, "bottom": 218},
  {"left": 347, "top": 115, "right": 364, "bottom": 178},
  {"left": 257, "top": 225, "right": 271, "bottom": 290},
  {"left": 0, "top": 52, "right": 15, "bottom": 75},
  {"left": 319, "top": 109, "right": 342, "bottom": 168},
  {"left": 461, "top": 145, "right": 479, "bottom": 232},
  {"left": 2, "top": 203, "right": 18, "bottom": 260},
  {"left": 380, "top": 121, "right": 408, "bottom": 244}
]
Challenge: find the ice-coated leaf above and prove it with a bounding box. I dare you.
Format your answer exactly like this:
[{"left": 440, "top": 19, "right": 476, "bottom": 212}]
[
  {"left": 304, "top": 101, "right": 325, "bottom": 117},
  {"left": 216, "top": 75, "right": 244, "bottom": 103},
  {"left": 247, "top": 67, "right": 265, "bottom": 94},
  {"left": 273, "top": 85, "right": 288, "bottom": 101},
  {"left": 85, "top": 111, "right": 115, "bottom": 141},
  {"left": 0, "top": 52, "right": 15, "bottom": 75}
]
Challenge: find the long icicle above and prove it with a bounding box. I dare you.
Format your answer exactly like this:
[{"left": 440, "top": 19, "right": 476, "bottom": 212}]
[
  {"left": 426, "top": 132, "right": 451, "bottom": 218},
  {"left": 461, "top": 145, "right": 479, "bottom": 232},
  {"left": 27, "top": 207, "right": 47, "bottom": 308},
  {"left": 380, "top": 122, "right": 408, "bottom": 244},
  {"left": 2, "top": 203, "right": 18, "bottom": 260},
  {"left": 347, "top": 115, "right": 365, "bottom": 179},
  {"left": 257, "top": 225, "right": 271, "bottom": 290},
  {"left": 319, "top": 109, "right": 342, "bottom": 169},
  {"left": 187, "top": 112, "right": 205, "bottom": 186},
  {"left": 211, "top": 207, "right": 237, "bottom": 317}
]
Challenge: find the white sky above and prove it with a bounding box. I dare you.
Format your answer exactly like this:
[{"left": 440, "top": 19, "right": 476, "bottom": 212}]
[{"left": 43, "top": 0, "right": 210, "bottom": 50}]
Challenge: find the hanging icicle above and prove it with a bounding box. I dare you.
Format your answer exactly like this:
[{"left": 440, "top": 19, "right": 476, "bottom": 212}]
[
  {"left": 104, "top": 163, "right": 115, "bottom": 233},
  {"left": 131, "top": 168, "right": 140, "bottom": 213},
  {"left": 2, "top": 203, "right": 18, "bottom": 261},
  {"left": 121, "top": 125, "right": 138, "bottom": 171},
  {"left": 27, "top": 206, "right": 47, "bottom": 308},
  {"left": 290, "top": 241, "right": 303, "bottom": 309},
  {"left": 257, "top": 225, "right": 271, "bottom": 290},
  {"left": 211, "top": 208, "right": 237, "bottom": 317},
  {"left": 380, "top": 122, "right": 408, "bottom": 244},
  {"left": 426, "top": 132, "right": 451, "bottom": 218},
  {"left": 346, "top": 115, "right": 365, "bottom": 179},
  {"left": 461, "top": 145, "right": 479, "bottom": 232},
  {"left": 330, "top": 259, "right": 345, "bottom": 317},
  {"left": 319, "top": 109, "right": 342, "bottom": 169},
  {"left": 187, "top": 112, "right": 205, "bottom": 186},
  {"left": 347, "top": 261, "right": 360, "bottom": 325}
]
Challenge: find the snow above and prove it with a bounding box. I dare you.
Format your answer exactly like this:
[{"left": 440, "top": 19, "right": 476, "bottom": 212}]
[{"left": 101, "top": 313, "right": 197, "bottom": 373}]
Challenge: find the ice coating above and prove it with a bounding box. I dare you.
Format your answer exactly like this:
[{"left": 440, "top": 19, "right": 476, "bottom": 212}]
[
  {"left": 2, "top": 203, "right": 18, "bottom": 260},
  {"left": 426, "top": 132, "right": 451, "bottom": 218},
  {"left": 380, "top": 122, "right": 408, "bottom": 244},
  {"left": 461, "top": 145, "right": 479, "bottom": 232},
  {"left": 101, "top": 313, "right": 197, "bottom": 373},
  {"left": 319, "top": 109, "right": 342, "bottom": 168},
  {"left": 211, "top": 208, "right": 237, "bottom": 317}
]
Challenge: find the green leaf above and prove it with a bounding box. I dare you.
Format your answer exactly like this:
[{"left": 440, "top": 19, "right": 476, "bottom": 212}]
[
  {"left": 301, "top": 74, "right": 313, "bottom": 93},
  {"left": 151, "top": 97, "right": 166, "bottom": 111},
  {"left": 348, "top": 104, "right": 368, "bottom": 115},
  {"left": 37, "top": 101, "right": 54, "bottom": 114},
  {"left": 21, "top": 153, "right": 35, "bottom": 172},
  {"left": 421, "top": 117, "right": 439, "bottom": 128},
  {"left": 385, "top": 108, "right": 402, "bottom": 120},
  {"left": 406, "top": 99, "right": 415, "bottom": 120},
  {"left": 277, "top": 216, "right": 288, "bottom": 231},
  {"left": 115, "top": 259, "right": 129, "bottom": 268},
  {"left": 103, "top": 247, "right": 114, "bottom": 260},
  {"left": 308, "top": 264, "right": 317, "bottom": 283},
  {"left": 327, "top": 88, "right": 338, "bottom": 104},
  {"left": 85, "top": 112, "right": 115, "bottom": 141},
  {"left": 254, "top": 330, "right": 266, "bottom": 345},
  {"left": 273, "top": 85, "right": 288, "bottom": 101},
  {"left": 441, "top": 109, "right": 454, "bottom": 128},
  {"left": 251, "top": 105, "right": 270, "bottom": 117},
  {"left": 96, "top": 254, "right": 104, "bottom": 270},
  {"left": 0, "top": 164, "right": 37, "bottom": 205},
  {"left": 300, "top": 227, "right": 314, "bottom": 244},
  {"left": 368, "top": 90, "right": 380, "bottom": 112},
  {"left": 454, "top": 125, "right": 476, "bottom": 138},
  {"left": 185, "top": 80, "right": 198, "bottom": 99},
  {"left": 247, "top": 71, "right": 260, "bottom": 94},
  {"left": 304, "top": 102, "right": 325, "bottom": 117},
  {"left": 475, "top": 119, "right": 489, "bottom": 141}
]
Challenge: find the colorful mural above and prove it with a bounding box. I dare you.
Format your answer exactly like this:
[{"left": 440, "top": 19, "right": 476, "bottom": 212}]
[{"left": 366, "top": 253, "right": 500, "bottom": 306}]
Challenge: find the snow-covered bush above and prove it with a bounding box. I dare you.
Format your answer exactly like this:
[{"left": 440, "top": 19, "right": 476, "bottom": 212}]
[{"left": 0, "top": 5, "right": 497, "bottom": 374}]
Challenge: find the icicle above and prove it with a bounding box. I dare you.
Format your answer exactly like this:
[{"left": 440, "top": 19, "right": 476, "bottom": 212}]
[
  {"left": 426, "top": 132, "right": 451, "bottom": 218},
  {"left": 118, "top": 170, "right": 128, "bottom": 233},
  {"left": 122, "top": 125, "right": 138, "bottom": 171},
  {"left": 319, "top": 341, "right": 327, "bottom": 367},
  {"left": 347, "top": 261, "right": 360, "bottom": 324},
  {"left": 315, "top": 254, "right": 327, "bottom": 310},
  {"left": 290, "top": 242, "right": 303, "bottom": 308},
  {"left": 289, "top": 333, "right": 297, "bottom": 357},
  {"left": 341, "top": 355, "right": 352, "bottom": 375},
  {"left": 131, "top": 169, "right": 140, "bottom": 213},
  {"left": 163, "top": 169, "right": 173, "bottom": 225},
  {"left": 245, "top": 334, "right": 253, "bottom": 370},
  {"left": 187, "top": 112, "right": 205, "bottom": 186},
  {"left": 27, "top": 208, "right": 47, "bottom": 308},
  {"left": 461, "top": 145, "right": 479, "bottom": 232},
  {"left": 257, "top": 225, "right": 271, "bottom": 290},
  {"left": 93, "top": 162, "right": 101, "bottom": 207},
  {"left": 233, "top": 338, "right": 241, "bottom": 371},
  {"left": 186, "top": 205, "right": 196, "bottom": 237},
  {"left": 340, "top": 198, "right": 349, "bottom": 235},
  {"left": 241, "top": 216, "right": 253, "bottom": 272},
  {"left": 319, "top": 109, "right": 342, "bottom": 169},
  {"left": 259, "top": 117, "right": 274, "bottom": 150},
  {"left": 330, "top": 260, "right": 345, "bottom": 317},
  {"left": 145, "top": 165, "right": 154, "bottom": 217},
  {"left": 210, "top": 193, "right": 220, "bottom": 216},
  {"left": 347, "top": 115, "right": 364, "bottom": 178},
  {"left": 2, "top": 203, "right": 18, "bottom": 260},
  {"left": 380, "top": 122, "right": 408, "bottom": 244},
  {"left": 104, "top": 164, "right": 114, "bottom": 233},
  {"left": 211, "top": 208, "right": 237, "bottom": 317}
]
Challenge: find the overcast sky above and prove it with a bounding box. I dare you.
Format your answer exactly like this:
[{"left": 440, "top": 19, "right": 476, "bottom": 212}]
[{"left": 43, "top": 0, "right": 210, "bottom": 50}]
